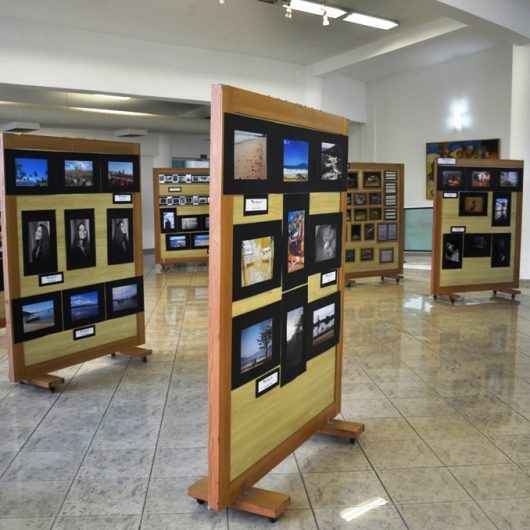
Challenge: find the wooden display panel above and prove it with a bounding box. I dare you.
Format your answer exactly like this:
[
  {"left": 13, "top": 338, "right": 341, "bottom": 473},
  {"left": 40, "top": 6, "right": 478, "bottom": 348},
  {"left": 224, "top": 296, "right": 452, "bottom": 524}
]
[
  {"left": 344, "top": 163, "right": 404, "bottom": 283},
  {"left": 1, "top": 134, "right": 149, "bottom": 384},
  {"left": 153, "top": 167, "right": 210, "bottom": 268},
  {"left": 188, "top": 85, "right": 363, "bottom": 520},
  {"left": 431, "top": 158, "right": 524, "bottom": 300}
]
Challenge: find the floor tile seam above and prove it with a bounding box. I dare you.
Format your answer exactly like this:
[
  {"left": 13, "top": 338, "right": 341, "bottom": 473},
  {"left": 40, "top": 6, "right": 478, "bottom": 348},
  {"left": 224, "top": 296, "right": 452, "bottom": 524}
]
[
  {"left": 293, "top": 448, "right": 322, "bottom": 529},
  {"left": 0, "top": 363, "right": 84, "bottom": 482},
  {"left": 48, "top": 358, "right": 132, "bottom": 529}
]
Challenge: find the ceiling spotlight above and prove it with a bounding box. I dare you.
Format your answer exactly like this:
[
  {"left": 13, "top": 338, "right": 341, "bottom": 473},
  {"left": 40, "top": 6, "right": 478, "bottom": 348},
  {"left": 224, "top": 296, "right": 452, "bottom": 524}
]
[
  {"left": 219, "top": 0, "right": 225, "bottom": 4},
  {"left": 284, "top": 4, "right": 293, "bottom": 18},
  {"left": 322, "top": 10, "right": 330, "bottom": 26}
]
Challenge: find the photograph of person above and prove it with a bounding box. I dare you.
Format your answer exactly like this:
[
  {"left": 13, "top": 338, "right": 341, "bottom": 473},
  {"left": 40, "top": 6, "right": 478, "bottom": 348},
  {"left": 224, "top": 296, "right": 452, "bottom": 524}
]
[
  {"left": 107, "top": 210, "right": 134, "bottom": 264},
  {"left": 66, "top": 210, "right": 96, "bottom": 270},
  {"left": 314, "top": 224, "right": 337, "bottom": 263},
  {"left": 23, "top": 211, "right": 58, "bottom": 276}
]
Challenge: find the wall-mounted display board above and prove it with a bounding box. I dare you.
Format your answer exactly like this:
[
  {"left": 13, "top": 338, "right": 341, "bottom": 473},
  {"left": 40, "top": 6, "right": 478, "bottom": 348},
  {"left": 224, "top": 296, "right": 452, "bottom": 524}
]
[
  {"left": 0, "top": 213, "right": 5, "bottom": 327},
  {"left": 0, "top": 134, "right": 150, "bottom": 391},
  {"left": 187, "top": 85, "right": 364, "bottom": 522},
  {"left": 344, "top": 163, "right": 404, "bottom": 284},
  {"left": 431, "top": 158, "right": 523, "bottom": 303},
  {"left": 152, "top": 167, "right": 210, "bottom": 270}
]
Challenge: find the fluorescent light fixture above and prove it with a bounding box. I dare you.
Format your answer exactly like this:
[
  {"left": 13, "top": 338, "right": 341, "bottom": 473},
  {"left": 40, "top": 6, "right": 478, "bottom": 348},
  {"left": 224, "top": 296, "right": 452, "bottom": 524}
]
[
  {"left": 287, "top": 0, "right": 346, "bottom": 19},
  {"left": 70, "top": 107, "right": 157, "bottom": 117},
  {"left": 90, "top": 94, "right": 132, "bottom": 101},
  {"left": 340, "top": 498, "right": 388, "bottom": 522},
  {"left": 343, "top": 12, "right": 399, "bottom": 30}
]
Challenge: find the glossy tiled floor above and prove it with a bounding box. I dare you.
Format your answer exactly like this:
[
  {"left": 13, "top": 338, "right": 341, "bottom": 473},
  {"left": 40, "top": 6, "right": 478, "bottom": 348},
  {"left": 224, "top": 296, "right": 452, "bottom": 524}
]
[{"left": 2, "top": 253, "right": 530, "bottom": 529}]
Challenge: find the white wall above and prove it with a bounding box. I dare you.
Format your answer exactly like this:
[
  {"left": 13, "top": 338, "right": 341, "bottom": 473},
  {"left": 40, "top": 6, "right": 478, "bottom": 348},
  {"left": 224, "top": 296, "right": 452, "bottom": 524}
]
[{"left": 362, "top": 45, "right": 513, "bottom": 208}]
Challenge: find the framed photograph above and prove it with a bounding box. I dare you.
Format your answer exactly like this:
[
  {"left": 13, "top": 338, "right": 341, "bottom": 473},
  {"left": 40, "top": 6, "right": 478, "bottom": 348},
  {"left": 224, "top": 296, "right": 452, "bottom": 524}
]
[
  {"left": 363, "top": 171, "right": 382, "bottom": 188},
  {"left": 308, "top": 292, "right": 340, "bottom": 359},
  {"left": 354, "top": 193, "right": 367, "bottom": 206},
  {"left": 103, "top": 157, "right": 140, "bottom": 192},
  {"left": 492, "top": 233, "right": 511, "bottom": 268},
  {"left": 62, "top": 157, "right": 97, "bottom": 192},
  {"left": 179, "top": 216, "right": 201, "bottom": 232},
  {"left": 308, "top": 213, "right": 342, "bottom": 274},
  {"left": 360, "top": 248, "right": 373, "bottom": 261},
  {"left": 345, "top": 249, "right": 355, "bottom": 262},
  {"left": 470, "top": 170, "right": 493, "bottom": 189},
  {"left": 377, "top": 223, "right": 388, "bottom": 242},
  {"left": 492, "top": 192, "right": 511, "bottom": 227},
  {"left": 347, "top": 171, "right": 358, "bottom": 189},
  {"left": 232, "top": 302, "right": 281, "bottom": 390},
  {"left": 387, "top": 222, "right": 398, "bottom": 241},
  {"left": 64, "top": 209, "right": 96, "bottom": 270},
  {"left": 12, "top": 291, "right": 63, "bottom": 343},
  {"left": 281, "top": 287, "right": 307, "bottom": 386},
  {"left": 346, "top": 209, "right": 351, "bottom": 222},
  {"left": 354, "top": 209, "right": 367, "bottom": 222},
  {"left": 233, "top": 221, "right": 282, "bottom": 301},
  {"left": 464, "top": 233, "right": 492, "bottom": 258},
  {"left": 283, "top": 194, "right": 309, "bottom": 290},
  {"left": 63, "top": 283, "right": 105, "bottom": 330},
  {"left": 440, "top": 169, "right": 464, "bottom": 190},
  {"left": 369, "top": 192, "right": 382, "bottom": 205},
  {"left": 385, "top": 195, "right": 397, "bottom": 207},
  {"left": 346, "top": 194, "right": 352, "bottom": 206},
  {"left": 320, "top": 138, "right": 347, "bottom": 183},
  {"left": 283, "top": 138, "right": 310, "bottom": 183},
  {"left": 160, "top": 208, "right": 177, "bottom": 233},
  {"left": 107, "top": 208, "right": 134, "bottom": 265},
  {"left": 499, "top": 170, "right": 521, "bottom": 190},
  {"left": 192, "top": 233, "right": 209, "bottom": 249},
  {"left": 379, "top": 248, "right": 394, "bottom": 264},
  {"left": 459, "top": 192, "right": 488, "bottom": 216},
  {"left": 166, "top": 234, "right": 189, "bottom": 251},
  {"left": 159, "top": 197, "right": 168, "bottom": 206},
  {"left": 22, "top": 210, "right": 58, "bottom": 276},
  {"left": 384, "top": 209, "right": 397, "bottom": 221},
  {"left": 106, "top": 276, "right": 144, "bottom": 319},
  {"left": 351, "top": 224, "right": 361, "bottom": 241},
  {"left": 5, "top": 151, "right": 54, "bottom": 195},
  {"left": 369, "top": 208, "right": 382, "bottom": 221},
  {"left": 442, "top": 233, "right": 463, "bottom": 269},
  {"left": 364, "top": 223, "right": 375, "bottom": 241},
  {"left": 224, "top": 114, "right": 274, "bottom": 194},
  {"left": 204, "top": 216, "right": 210, "bottom": 230}
]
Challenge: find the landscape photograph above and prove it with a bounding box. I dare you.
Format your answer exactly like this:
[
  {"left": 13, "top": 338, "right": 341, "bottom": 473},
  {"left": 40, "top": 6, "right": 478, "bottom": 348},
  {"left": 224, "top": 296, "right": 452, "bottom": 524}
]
[
  {"left": 312, "top": 302, "right": 335, "bottom": 348},
  {"left": 240, "top": 318, "right": 273, "bottom": 374},
  {"left": 65, "top": 160, "right": 95, "bottom": 187},
  {"left": 22, "top": 299, "right": 55, "bottom": 334},
  {"left": 70, "top": 290, "right": 100, "bottom": 324},
  {"left": 15, "top": 157, "right": 48, "bottom": 188},
  {"left": 108, "top": 161, "right": 134, "bottom": 188},
  {"left": 234, "top": 130, "right": 267, "bottom": 180},
  {"left": 112, "top": 283, "right": 138, "bottom": 313},
  {"left": 283, "top": 139, "right": 309, "bottom": 182},
  {"left": 321, "top": 142, "right": 342, "bottom": 181}
]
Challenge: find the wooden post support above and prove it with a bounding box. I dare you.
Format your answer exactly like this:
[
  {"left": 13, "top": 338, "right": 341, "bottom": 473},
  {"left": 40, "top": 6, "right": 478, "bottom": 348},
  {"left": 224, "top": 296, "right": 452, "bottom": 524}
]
[
  {"left": 188, "top": 478, "right": 290, "bottom": 523},
  {"left": 113, "top": 346, "right": 152, "bottom": 363},
  {"left": 319, "top": 419, "right": 365, "bottom": 443},
  {"left": 20, "top": 374, "right": 65, "bottom": 392}
]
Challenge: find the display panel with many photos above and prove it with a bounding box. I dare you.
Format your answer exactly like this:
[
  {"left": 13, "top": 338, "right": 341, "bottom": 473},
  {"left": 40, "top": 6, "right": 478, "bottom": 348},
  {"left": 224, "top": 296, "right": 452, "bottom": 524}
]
[
  {"left": 190, "top": 85, "right": 361, "bottom": 515},
  {"left": 431, "top": 158, "right": 524, "bottom": 297},
  {"left": 344, "top": 162, "right": 404, "bottom": 282},
  {"left": 153, "top": 167, "right": 210, "bottom": 267},
  {"left": 0, "top": 134, "right": 146, "bottom": 382}
]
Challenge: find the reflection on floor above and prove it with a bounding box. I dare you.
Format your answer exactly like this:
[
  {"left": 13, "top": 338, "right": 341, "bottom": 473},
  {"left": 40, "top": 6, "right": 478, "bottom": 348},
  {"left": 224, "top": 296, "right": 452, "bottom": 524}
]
[
  {"left": 403, "top": 251, "right": 432, "bottom": 271},
  {"left": 2, "top": 254, "right": 530, "bottom": 529}
]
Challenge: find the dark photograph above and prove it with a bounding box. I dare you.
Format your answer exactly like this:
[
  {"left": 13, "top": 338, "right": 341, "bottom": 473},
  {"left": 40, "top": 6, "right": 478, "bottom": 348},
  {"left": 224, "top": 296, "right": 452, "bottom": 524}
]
[
  {"left": 345, "top": 249, "right": 355, "bottom": 262},
  {"left": 351, "top": 224, "right": 361, "bottom": 241},
  {"left": 369, "top": 192, "right": 382, "bottom": 205},
  {"left": 321, "top": 142, "right": 344, "bottom": 181},
  {"left": 63, "top": 284, "right": 105, "bottom": 329},
  {"left": 309, "top": 292, "right": 340, "bottom": 359},
  {"left": 471, "top": 170, "right": 492, "bottom": 188},
  {"left": 459, "top": 192, "right": 488, "bottom": 216},
  {"left": 363, "top": 171, "right": 382, "bottom": 188},
  {"left": 492, "top": 193, "right": 511, "bottom": 227},
  {"left": 364, "top": 223, "right": 375, "bottom": 241},
  {"left": 354, "top": 209, "right": 367, "bottom": 222},
  {"left": 309, "top": 213, "right": 342, "bottom": 273},
  {"left": 65, "top": 209, "right": 96, "bottom": 270},
  {"left": 160, "top": 209, "right": 177, "bottom": 233},
  {"left": 464, "top": 233, "right": 492, "bottom": 258},
  {"left": 107, "top": 209, "right": 134, "bottom": 264},
  {"left": 369, "top": 208, "right": 382, "bottom": 221},
  {"left": 441, "top": 170, "right": 464, "bottom": 189},
  {"left": 442, "top": 233, "right": 463, "bottom": 269},
  {"left": 354, "top": 193, "right": 367, "bottom": 206},
  {"left": 347, "top": 171, "right": 358, "bottom": 189},
  {"left": 64, "top": 160, "right": 96, "bottom": 189},
  {"left": 281, "top": 287, "right": 307, "bottom": 385},
  {"left": 492, "top": 234, "right": 511, "bottom": 268},
  {"left": 22, "top": 210, "right": 58, "bottom": 276},
  {"left": 360, "top": 248, "right": 374, "bottom": 261},
  {"left": 106, "top": 276, "right": 144, "bottom": 319}
]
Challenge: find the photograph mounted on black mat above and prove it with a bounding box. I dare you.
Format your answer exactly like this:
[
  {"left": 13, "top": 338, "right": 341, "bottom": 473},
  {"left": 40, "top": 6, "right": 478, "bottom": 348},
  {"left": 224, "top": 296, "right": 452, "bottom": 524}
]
[
  {"left": 62, "top": 158, "right": 97, "bottom": 192},
  {"left": 499, "top": 170, "right": 521, "bottom": 190},
  {"left": 63, "top": 283, "right": 105, "bottom": 330},
  {"left": 320, "top": 136, "right": 347, "bottom": 183},
  {"left": 107, "top": 208, "right": 134, "bottom": 264},
  {"left": 459, "top": 192, "right": 488, "bottom": 216},
  {"left": 464, "top": 233, "right": 492, "bottom": 258},
  {"left": 103, "top": 157, "right": 139, "bottom": 192},
  {"left": 345, "top": 249, "right": 355, "bottom": 262},
  {"left": 492, "top": 193, "right": 511, "bottom": 227},
  {"left": 347, "top": 171, "right": 358, "bottom": 189},
  {"left": 106, "top": 276, "right": 144, "bottom": 319},
  {"left": 166, "top": 234, "right": 189, "bottom": 251},
  {"left": 363, "top": 171, "right": 382, "bottom": 188},
  {"left": 192, "top": 233, "right": 209, "bottom": 249},
  {"left": 492, "top": 234, "right": 511, "bottom": 268},
  {"left": 360, "top": 248, "right": 374, "bottom": 261},
  {"left": 5, "top": 151, "right": 53, "bottom": 194},
  {"left": 281, "top": 287, "right": 307, "bottom": 386},
  {"left": 22, "top": 210, "right": 58, "bottom": 276},
  {"left": 440, "top": 169, "right": 464, "bottom": 190},
  {"left": 65, "top": 209, "right": 96, "bottom": 270},
  {"left": 308, "top": 292, "right": 340, "bottom": 359},
  {"left": 179, "top": 215, "right": 201, "bottom": 232},
  {"left": 283, "top": 138, "right": 309, "bottom": 183},
  {"left": 232, "top": 302, "right": 281, "bottom": 390},
  {"left": 351, "top": 224, "right": 361, "bottom": 241},
  {"left": 470, "top": 169, "right": 493, "bottom": 189},
  {"left": 309, "top": 213, "right": 342, "bottom": 274},
  {"left": 442, "top": 233, "right": 463, "bottom": 269},
  {"left": 160, "top": 209, "right": 177, "bottom": 233},
  {"left": 283, "top": 195, "right": 308, "bottom": 290},
  {"left": 233, "top": 221, "right": 282, "bottom": 301}
]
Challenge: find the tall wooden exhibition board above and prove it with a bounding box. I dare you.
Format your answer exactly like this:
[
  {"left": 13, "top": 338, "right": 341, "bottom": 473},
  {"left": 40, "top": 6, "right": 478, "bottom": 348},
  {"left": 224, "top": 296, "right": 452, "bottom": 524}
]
[
  {"left": 188, "top": 85, "right": 363, "bottom": 521},
  {"left": 1, "top": 134, "right": 150, "bottom": 389},
  {"left": 431, "top": 158, "right": 523, "bottom": 303},
  {"left": 153, "top": 167, "right": 210, "bottom": 268}
]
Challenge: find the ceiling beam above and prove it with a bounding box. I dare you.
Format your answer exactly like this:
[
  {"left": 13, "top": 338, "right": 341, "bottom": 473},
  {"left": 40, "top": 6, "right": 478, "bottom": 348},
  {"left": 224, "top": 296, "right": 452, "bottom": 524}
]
[{"left": 310, "top": 17, "right": 466, "bottom": 77}]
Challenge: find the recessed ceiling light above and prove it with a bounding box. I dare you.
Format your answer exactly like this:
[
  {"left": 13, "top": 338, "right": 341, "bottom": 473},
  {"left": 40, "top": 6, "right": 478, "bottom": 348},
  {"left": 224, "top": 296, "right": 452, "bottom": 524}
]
[
  {"left": 343, "top": 12, "right": 399, "bottom": 30},
  {"left": 70, "top": 107, "right": 157, "bottom": 117},
  {"left": 287, "top": 0, "right": 346, "bottom": 19}
]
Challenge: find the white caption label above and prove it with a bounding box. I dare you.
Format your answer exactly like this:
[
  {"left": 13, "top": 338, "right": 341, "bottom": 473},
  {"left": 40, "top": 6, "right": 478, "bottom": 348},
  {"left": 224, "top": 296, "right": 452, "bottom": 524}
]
[
  {"left": 258, "top": 371, "right": 279, "bottom": 394},
  {"left": 322, "top": 271, "right": 337, "bottom": 285},
  {"left": 245, "top": 198, "right": 268, "bottom": 213}
]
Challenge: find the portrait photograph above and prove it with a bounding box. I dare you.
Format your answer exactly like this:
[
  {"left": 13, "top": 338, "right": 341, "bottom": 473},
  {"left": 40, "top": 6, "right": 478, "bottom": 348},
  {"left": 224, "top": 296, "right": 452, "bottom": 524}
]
[
  {"left": 13, "top": 292, "right": 62, "bottom": 343},
  {"left": 107, "top": 209, "right": 134, "bottom": 264},
  {"left": 315, "top": 224, "right": 337, "bottom": 262},
  {"left": 22, "top": 210, "right": 58, "bottom": 276},
  {"left": 63, "top": 284, "right": 105, "bottom": 329},
  {"left": 459, "top": 192, "right": 488, "bottom": 216},
  {"left": 363, "top": 171, "right": 382, "bottom": 188},
  {"left": 287, "top": 209, "right": 306, "bottom": 275},
  {"left": 471, "top": 170, "right": 492, "bottom": 188},
  {"left": 160, "top": 209, "right": 177, "bottom": 233},
  {"left": 492, "top": 234, "right": 511, "bottom": 268},
  {"left": 283, "top": 139, "right": 309, "bottom": 182},
  {"left": 492, "top": 193, "right": 511, "bottom": 227},
  {"left": 442, "top": 233, "right": 463, "bottom": 269},
  {"left": 241, "top": 318, "right": 273, "bottom": 375},
  {"left": 283, "top": 304, "right": 305, "bottom": 384},
  {"left": 65, "top": 209, "right": 96, "bottom": 270},
  {"left": 106, "top": 276, "right": 144, "bottom": 319},
  {"left": 464, "top": 233, "right": 492, "bottom": 258},
  {"left": 241, "top": 236, "right": 274, "bottom": 287},
  {"left": 321, "top": 142, "right": 343, "bottom": 181},
  {"left": 64, "top": 159, "right": 96, "bottom": 190}
]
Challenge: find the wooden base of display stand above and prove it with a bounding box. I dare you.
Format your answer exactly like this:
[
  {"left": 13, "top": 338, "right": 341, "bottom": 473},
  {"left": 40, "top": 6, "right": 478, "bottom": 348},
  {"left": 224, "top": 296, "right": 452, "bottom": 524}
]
[
  {"left": 434, "top": 288, "right": 520, "bottom": 305},
  {"left": 20, "top": 374, "right": 65, "bottom": 392},
  {"left": 188, "top": 419, "right": 365, "bottom": 522},
  {"left": 493, "top": 288, "right": 521, "bottom": 301},
  {"left": 111, "top": 346, "right": 152, "bottom": 363},
  {"left": 381, "top": 274, "right": 402, "bottom": 284}
]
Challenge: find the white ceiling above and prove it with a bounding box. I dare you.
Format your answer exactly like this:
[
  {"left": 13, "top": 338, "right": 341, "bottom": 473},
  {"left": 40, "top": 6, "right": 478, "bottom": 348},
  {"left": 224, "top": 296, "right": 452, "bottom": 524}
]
[{"left": 1, "top": 0, "right": 444, "bottom": 65}]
